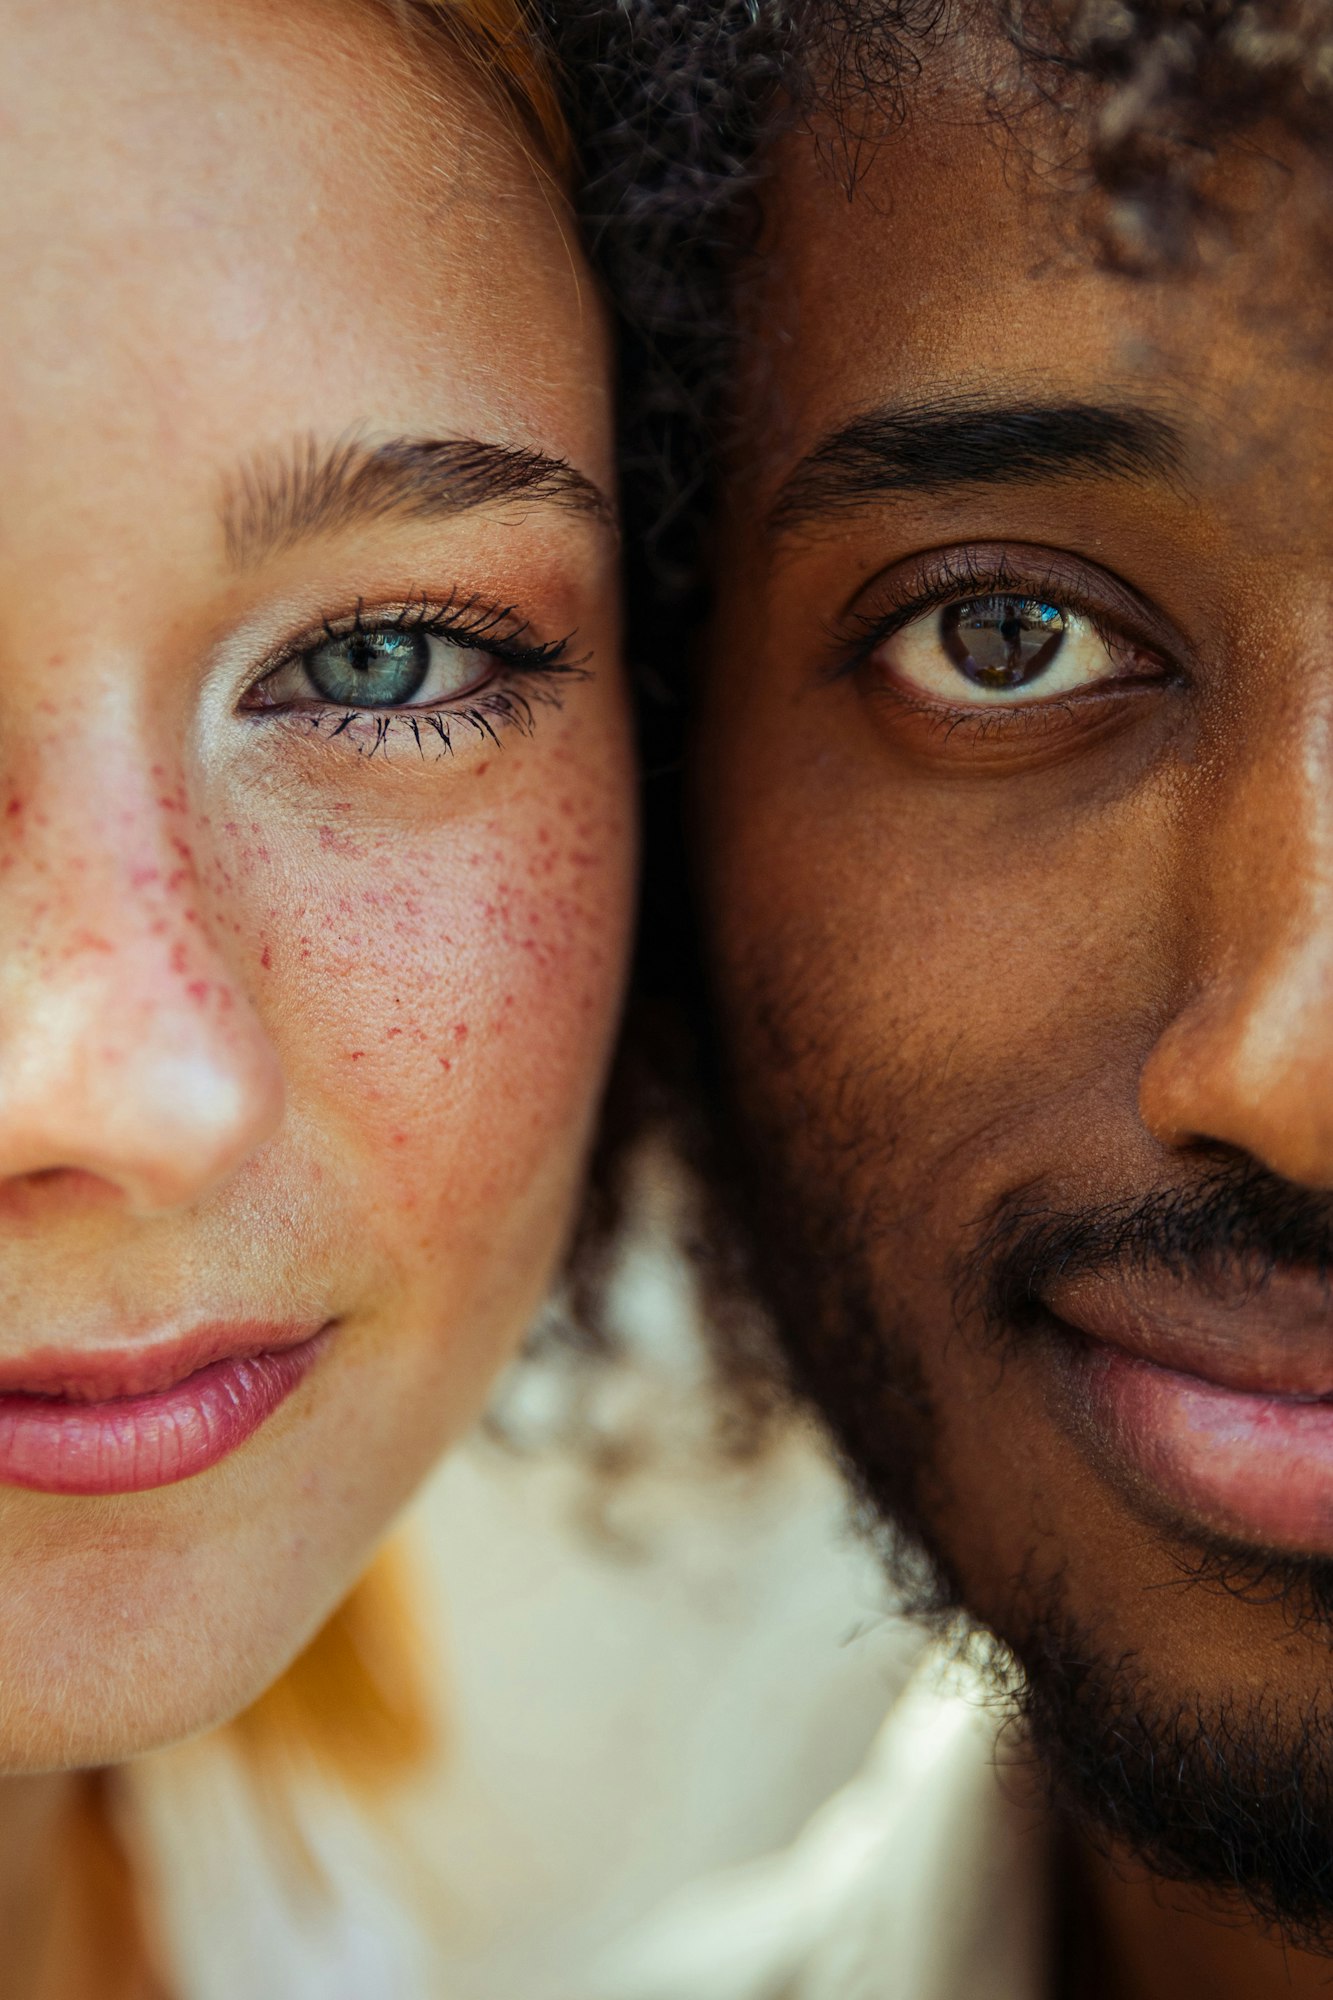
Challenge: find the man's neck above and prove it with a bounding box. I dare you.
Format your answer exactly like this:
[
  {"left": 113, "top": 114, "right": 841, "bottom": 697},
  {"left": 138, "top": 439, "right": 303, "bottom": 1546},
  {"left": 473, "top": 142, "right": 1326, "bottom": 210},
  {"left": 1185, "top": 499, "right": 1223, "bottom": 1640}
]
[{"left": 1073, "top": 1830, "right": 1333, "bottom": 2000}]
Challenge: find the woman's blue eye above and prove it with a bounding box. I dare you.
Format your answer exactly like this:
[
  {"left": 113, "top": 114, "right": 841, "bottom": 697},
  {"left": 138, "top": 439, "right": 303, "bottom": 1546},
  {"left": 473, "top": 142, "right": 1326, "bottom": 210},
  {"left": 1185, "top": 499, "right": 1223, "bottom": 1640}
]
[{"left": 302, "top": 630, "right": 431, "bottom": 709}]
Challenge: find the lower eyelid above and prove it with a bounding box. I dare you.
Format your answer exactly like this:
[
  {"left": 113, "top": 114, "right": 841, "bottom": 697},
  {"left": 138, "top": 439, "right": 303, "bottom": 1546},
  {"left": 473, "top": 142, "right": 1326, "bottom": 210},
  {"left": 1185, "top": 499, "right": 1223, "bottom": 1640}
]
[
  {"left": 869, "top": 671, "right": 1166, "bottom": 744},
  {"left": 240, "top": 666, "right": 569, "bottom": 767}
]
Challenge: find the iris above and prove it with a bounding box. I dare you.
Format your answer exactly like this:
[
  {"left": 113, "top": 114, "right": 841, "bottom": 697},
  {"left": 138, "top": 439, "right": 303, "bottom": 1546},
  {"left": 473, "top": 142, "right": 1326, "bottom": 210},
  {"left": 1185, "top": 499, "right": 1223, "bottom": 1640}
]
[
  {"left": 304, "top": 630, "right": 431, "bottom": 708},
  {"left": 942, "top": 597, "right": 1066, "bottom": 689}
]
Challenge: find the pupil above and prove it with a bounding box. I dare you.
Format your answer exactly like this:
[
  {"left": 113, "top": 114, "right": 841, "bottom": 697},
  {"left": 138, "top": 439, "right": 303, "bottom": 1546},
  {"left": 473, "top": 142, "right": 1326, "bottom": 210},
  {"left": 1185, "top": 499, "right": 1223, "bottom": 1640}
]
[
  {"left": 305, "top": 629, "right": 431, "bottom": 709},
  {"left": 941, "top": 598, "right": 1066, "bottom": 689}
]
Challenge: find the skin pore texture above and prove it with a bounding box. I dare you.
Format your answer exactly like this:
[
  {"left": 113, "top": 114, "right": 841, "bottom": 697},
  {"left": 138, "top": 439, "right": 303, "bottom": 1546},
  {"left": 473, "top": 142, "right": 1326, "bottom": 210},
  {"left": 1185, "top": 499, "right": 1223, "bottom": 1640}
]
[
  {"left": 697, "top": 53, "right": 1333, "bottom": 2000},
  {"left": 0, "top": 0, "right": 630, "bottom": 1979}
]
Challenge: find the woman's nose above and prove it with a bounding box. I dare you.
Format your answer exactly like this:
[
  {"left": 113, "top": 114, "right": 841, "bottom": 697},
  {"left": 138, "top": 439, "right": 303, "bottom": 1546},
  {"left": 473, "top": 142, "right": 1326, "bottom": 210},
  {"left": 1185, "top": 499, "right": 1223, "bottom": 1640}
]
[
  {"left": 1139, "top": 703, "right": 1333, "bottom": 1190},
  {"left": 0, "top": 769, "right": 284, "bottom": 1217}
]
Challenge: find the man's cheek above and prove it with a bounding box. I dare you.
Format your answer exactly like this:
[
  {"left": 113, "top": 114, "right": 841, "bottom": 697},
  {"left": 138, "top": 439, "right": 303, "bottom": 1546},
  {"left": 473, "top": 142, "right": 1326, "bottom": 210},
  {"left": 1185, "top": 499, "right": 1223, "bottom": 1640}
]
[{"left": 749, "top": 875, "right": 1146, "bottom": 1171}]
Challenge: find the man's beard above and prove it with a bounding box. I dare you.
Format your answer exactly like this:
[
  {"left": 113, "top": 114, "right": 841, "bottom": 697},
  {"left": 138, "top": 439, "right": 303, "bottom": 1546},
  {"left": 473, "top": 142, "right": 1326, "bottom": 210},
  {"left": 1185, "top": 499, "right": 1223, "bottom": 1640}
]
[
  {"left": 1003, "top": 1588, "right": 1333, "bottom": 1953},
  {"left": 730, "top": 1110, "right": 1333, "bottom": 1952}
]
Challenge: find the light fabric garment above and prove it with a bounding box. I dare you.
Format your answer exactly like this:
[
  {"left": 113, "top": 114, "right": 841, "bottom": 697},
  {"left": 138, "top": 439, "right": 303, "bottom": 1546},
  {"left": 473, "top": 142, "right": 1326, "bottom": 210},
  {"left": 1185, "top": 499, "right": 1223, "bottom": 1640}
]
[
  {"left": 580, "top": 1645, "right": 1051, "bottom": 2000},
  {"left": 114, "top": 1430, "right": 923, "bottom": 2000},
  {"left": 112, "top": 1154, "right": 926, "bottom": 2000}
]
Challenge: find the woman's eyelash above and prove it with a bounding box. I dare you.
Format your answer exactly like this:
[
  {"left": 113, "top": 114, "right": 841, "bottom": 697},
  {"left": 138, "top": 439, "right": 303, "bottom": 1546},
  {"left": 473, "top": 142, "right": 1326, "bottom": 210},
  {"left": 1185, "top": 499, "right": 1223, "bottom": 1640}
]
[
  {"left": 298, "top": 678, "right": 576, "bottom": 760},
  {"left": 247, "top": 591, "right": 587, "bottom": 759},
  {"left": 319, "top": 589, "right": 576, "bottom": 674}
]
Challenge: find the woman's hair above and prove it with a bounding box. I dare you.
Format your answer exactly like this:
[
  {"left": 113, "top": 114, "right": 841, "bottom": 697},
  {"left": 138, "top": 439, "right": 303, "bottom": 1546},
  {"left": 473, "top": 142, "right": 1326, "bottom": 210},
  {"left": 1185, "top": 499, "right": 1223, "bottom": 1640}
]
[{"left": 400, "top": 0, "right": 572, "bottom": 170}]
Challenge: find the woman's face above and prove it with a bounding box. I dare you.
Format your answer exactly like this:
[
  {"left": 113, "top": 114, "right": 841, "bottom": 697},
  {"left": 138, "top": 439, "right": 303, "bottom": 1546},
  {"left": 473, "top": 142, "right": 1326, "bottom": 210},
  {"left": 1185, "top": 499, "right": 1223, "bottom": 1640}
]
[{"left": 0, "top": 0, "right": 631, "bottom": 1770}]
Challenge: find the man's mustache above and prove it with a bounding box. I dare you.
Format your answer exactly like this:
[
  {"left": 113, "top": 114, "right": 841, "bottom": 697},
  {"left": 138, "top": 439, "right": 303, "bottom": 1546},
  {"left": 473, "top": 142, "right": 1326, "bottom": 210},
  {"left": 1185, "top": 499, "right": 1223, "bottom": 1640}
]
[{"left": 971, "top": 1159, "right": 1333, "bottom": 1338}]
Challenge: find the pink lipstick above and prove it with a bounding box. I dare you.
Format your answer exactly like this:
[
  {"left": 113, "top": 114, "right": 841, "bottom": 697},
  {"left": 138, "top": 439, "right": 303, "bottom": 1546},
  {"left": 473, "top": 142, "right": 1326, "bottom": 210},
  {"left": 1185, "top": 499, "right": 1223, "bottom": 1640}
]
[{"left": 0, "top": 1322, "right": 330, "bottom": 1495}]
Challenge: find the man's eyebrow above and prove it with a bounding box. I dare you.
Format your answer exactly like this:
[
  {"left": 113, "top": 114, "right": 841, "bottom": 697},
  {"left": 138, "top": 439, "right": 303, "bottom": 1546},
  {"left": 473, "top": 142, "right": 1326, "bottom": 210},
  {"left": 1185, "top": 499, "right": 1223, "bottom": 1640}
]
[
  {"left": 768, "top": 395, "right": 1186, "bottom": 538},
  {"left": 222, "top": 433, "right": 613, "bottom": 567}
]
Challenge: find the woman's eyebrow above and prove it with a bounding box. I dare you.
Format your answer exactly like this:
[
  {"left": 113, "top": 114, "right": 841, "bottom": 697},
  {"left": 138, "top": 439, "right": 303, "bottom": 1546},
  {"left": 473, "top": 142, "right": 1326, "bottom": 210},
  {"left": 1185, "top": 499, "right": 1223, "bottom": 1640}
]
[
  {"left": 221, "top": 432, "right": 614, "bottom": 567},
  {"left": 768, "top": 395, "right": 1186, "bottom": 539}
]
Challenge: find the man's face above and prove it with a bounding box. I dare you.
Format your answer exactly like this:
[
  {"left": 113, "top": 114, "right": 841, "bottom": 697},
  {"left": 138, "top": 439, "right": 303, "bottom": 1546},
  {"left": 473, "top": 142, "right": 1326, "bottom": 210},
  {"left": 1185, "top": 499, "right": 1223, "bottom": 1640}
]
[{"left": 698, "top": 64, "right": 1333, "bottom": 1920}]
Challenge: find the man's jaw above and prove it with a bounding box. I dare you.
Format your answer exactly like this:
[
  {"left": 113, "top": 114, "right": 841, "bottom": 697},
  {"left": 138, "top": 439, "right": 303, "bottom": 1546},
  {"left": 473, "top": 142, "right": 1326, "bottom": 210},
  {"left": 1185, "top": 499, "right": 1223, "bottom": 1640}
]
[{"left": 739, "top": 1131, "right": 1333, "bottom": 1950}]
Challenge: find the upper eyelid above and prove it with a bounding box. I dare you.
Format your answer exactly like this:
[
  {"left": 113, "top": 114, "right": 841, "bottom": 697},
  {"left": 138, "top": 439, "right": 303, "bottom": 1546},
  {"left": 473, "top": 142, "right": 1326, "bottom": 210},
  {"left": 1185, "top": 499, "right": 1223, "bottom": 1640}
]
[
  {"left": 276, "top": 595, "right": 535, "bottom": 665},
  {"left": 247, "top": 598, "right": 568, "bottom": 699},
  {"left": 844, "top": 552, "right": 1136, "bottom": 628},
  {"left": 833, "top": 544, "right": 1184, "bottom": 664}
]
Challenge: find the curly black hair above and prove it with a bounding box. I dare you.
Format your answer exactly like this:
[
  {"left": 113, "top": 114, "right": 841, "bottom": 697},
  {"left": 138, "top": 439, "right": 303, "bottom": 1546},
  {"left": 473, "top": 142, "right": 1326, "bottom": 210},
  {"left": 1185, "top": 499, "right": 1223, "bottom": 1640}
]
[{"left": 552, "top": 0, "right": 1333, "bottom": 670}]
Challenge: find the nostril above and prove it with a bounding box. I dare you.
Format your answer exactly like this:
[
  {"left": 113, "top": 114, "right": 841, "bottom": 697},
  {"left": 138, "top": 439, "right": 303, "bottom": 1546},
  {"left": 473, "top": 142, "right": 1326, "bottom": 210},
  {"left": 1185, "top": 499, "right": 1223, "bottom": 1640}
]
[{"left": 0, "top": 1167, "right": 127, "bottom": 1226}]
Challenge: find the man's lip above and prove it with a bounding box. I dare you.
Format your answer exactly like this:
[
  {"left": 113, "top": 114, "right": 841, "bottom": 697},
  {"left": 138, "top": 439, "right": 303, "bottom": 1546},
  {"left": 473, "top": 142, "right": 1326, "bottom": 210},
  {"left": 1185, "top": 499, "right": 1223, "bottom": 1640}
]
[
  {"left": 1041, "top": 1269, "right": 1333, "bottom": 1551},
  {"left": 1042, "top": 1266, "right": 1333, "bottom": 1399},
  {"left": 0, "top": 1321, "right": 329, "bottom": 1404},
  {"left": 1057, "top": 1343, "right": 1333, "bottom": 1553}
]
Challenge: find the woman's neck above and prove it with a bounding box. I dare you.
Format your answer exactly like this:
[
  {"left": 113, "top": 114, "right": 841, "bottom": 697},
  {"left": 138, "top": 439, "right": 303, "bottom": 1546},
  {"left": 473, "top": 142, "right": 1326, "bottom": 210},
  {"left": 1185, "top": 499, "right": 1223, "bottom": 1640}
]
[
  {"left": 0, "top": 1770, "right": 159, "bottom": 2000},
  {"left": 0, "top": 1773, "right": 77, "bottom": 1995}
]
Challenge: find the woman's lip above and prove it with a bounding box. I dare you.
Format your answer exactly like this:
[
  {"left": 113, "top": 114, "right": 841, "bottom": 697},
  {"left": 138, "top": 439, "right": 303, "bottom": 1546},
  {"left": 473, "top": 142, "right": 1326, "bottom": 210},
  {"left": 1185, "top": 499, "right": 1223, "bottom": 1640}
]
[
  {"left": 0, "top": 1321, "right": 326, "bottom": 1403},
  {"left": 1062, "top": 1342, "right": 1333, "bottom": 1552},
  {"left": 0, "top": 1322, "right": 331, "bottom": 1496}
]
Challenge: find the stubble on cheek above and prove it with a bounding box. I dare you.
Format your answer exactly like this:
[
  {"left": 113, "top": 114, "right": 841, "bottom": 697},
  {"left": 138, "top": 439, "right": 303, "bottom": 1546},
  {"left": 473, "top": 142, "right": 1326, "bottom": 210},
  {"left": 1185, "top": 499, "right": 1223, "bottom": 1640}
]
[
  {"left": 714, "top": 901, "right": 1121, "bottom": 1624},
  {"left": 712, "top": 920, "right": 963, "bottom": 1592}
]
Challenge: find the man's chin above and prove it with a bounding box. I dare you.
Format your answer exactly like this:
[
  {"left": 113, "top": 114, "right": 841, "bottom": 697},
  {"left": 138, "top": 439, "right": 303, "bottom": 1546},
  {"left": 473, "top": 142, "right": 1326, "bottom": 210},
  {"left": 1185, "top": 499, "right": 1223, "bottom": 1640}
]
[
  {"left": 949, "top": 1563, "right": 1333, "bottom": 1957},
  {"left": 799, "top": 1299, "right": 1333, "bottom": 1958}
]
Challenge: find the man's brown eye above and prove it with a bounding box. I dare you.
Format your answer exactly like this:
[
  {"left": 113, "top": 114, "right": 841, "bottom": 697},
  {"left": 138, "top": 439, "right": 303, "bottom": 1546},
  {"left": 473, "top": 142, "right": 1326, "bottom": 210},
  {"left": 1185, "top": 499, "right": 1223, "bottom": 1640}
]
[
  {"left": 874, "top": 593, "right": 1133, "bottom": 707},
  {"left": 942, "top": 597, "right": 1066, "bottom": 688}
]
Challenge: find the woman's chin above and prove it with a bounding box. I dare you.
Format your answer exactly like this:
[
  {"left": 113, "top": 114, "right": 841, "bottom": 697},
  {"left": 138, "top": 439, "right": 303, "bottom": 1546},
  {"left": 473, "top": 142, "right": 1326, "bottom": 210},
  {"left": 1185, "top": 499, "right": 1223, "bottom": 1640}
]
[
  {"left": 0, "top": 1541, "right": 329, "bottom": 1773},
  {"left": 0, "top": 1435, "right": 392, "bottom": 1771}
]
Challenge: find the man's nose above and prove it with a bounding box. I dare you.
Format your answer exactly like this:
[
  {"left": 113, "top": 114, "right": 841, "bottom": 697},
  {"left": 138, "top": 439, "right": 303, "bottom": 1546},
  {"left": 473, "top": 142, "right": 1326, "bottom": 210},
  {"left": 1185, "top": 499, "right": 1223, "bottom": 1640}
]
[
  {"left": 1139, "top": 703, "right": 1333, "bottom": 1189},
  {"left": 0, "top": 765, "right": 284, "bottom": 1217}
]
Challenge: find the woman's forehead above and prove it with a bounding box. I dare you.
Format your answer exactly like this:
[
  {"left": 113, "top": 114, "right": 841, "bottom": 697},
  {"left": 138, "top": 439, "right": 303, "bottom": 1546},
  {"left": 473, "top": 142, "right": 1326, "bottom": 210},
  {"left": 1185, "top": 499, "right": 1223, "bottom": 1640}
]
[
  {"left": 0, "top": 0, "right": 611, "bottom": 528},
  {"left": 2, "top": 0, "right": 558, "bottom": 267}
]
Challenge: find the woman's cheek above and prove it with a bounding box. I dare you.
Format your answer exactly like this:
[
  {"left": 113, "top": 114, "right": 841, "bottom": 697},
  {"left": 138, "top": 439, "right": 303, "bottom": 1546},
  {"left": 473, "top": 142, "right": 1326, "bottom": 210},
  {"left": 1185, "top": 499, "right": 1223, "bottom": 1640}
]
[{"left": 231, "top": 779, "right": 628, "bottom": 1236}]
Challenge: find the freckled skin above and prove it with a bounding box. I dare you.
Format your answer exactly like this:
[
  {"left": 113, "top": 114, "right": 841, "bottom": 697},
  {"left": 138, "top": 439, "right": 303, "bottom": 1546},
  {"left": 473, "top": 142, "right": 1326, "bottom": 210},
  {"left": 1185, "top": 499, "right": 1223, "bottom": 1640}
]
[
  {"left": 700, "top": 71, "right": 1333, "bottom": 2000},
  {"left": 0, "top": 0, "right": 631, "bottom": 1770}
]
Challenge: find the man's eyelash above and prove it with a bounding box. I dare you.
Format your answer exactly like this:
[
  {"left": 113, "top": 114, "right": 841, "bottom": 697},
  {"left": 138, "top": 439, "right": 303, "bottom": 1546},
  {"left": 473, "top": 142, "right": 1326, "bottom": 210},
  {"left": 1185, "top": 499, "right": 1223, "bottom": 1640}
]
[{"left": 828, "top": 550, "right": 1121, "bottom": 679}]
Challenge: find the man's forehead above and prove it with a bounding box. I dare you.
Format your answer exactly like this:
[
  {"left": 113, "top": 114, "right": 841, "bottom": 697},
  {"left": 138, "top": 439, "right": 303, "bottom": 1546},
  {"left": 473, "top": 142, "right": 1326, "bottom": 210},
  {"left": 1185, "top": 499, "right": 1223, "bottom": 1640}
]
[{"left": 736, "top": 96, "right": 1333, "bottom": 538}]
